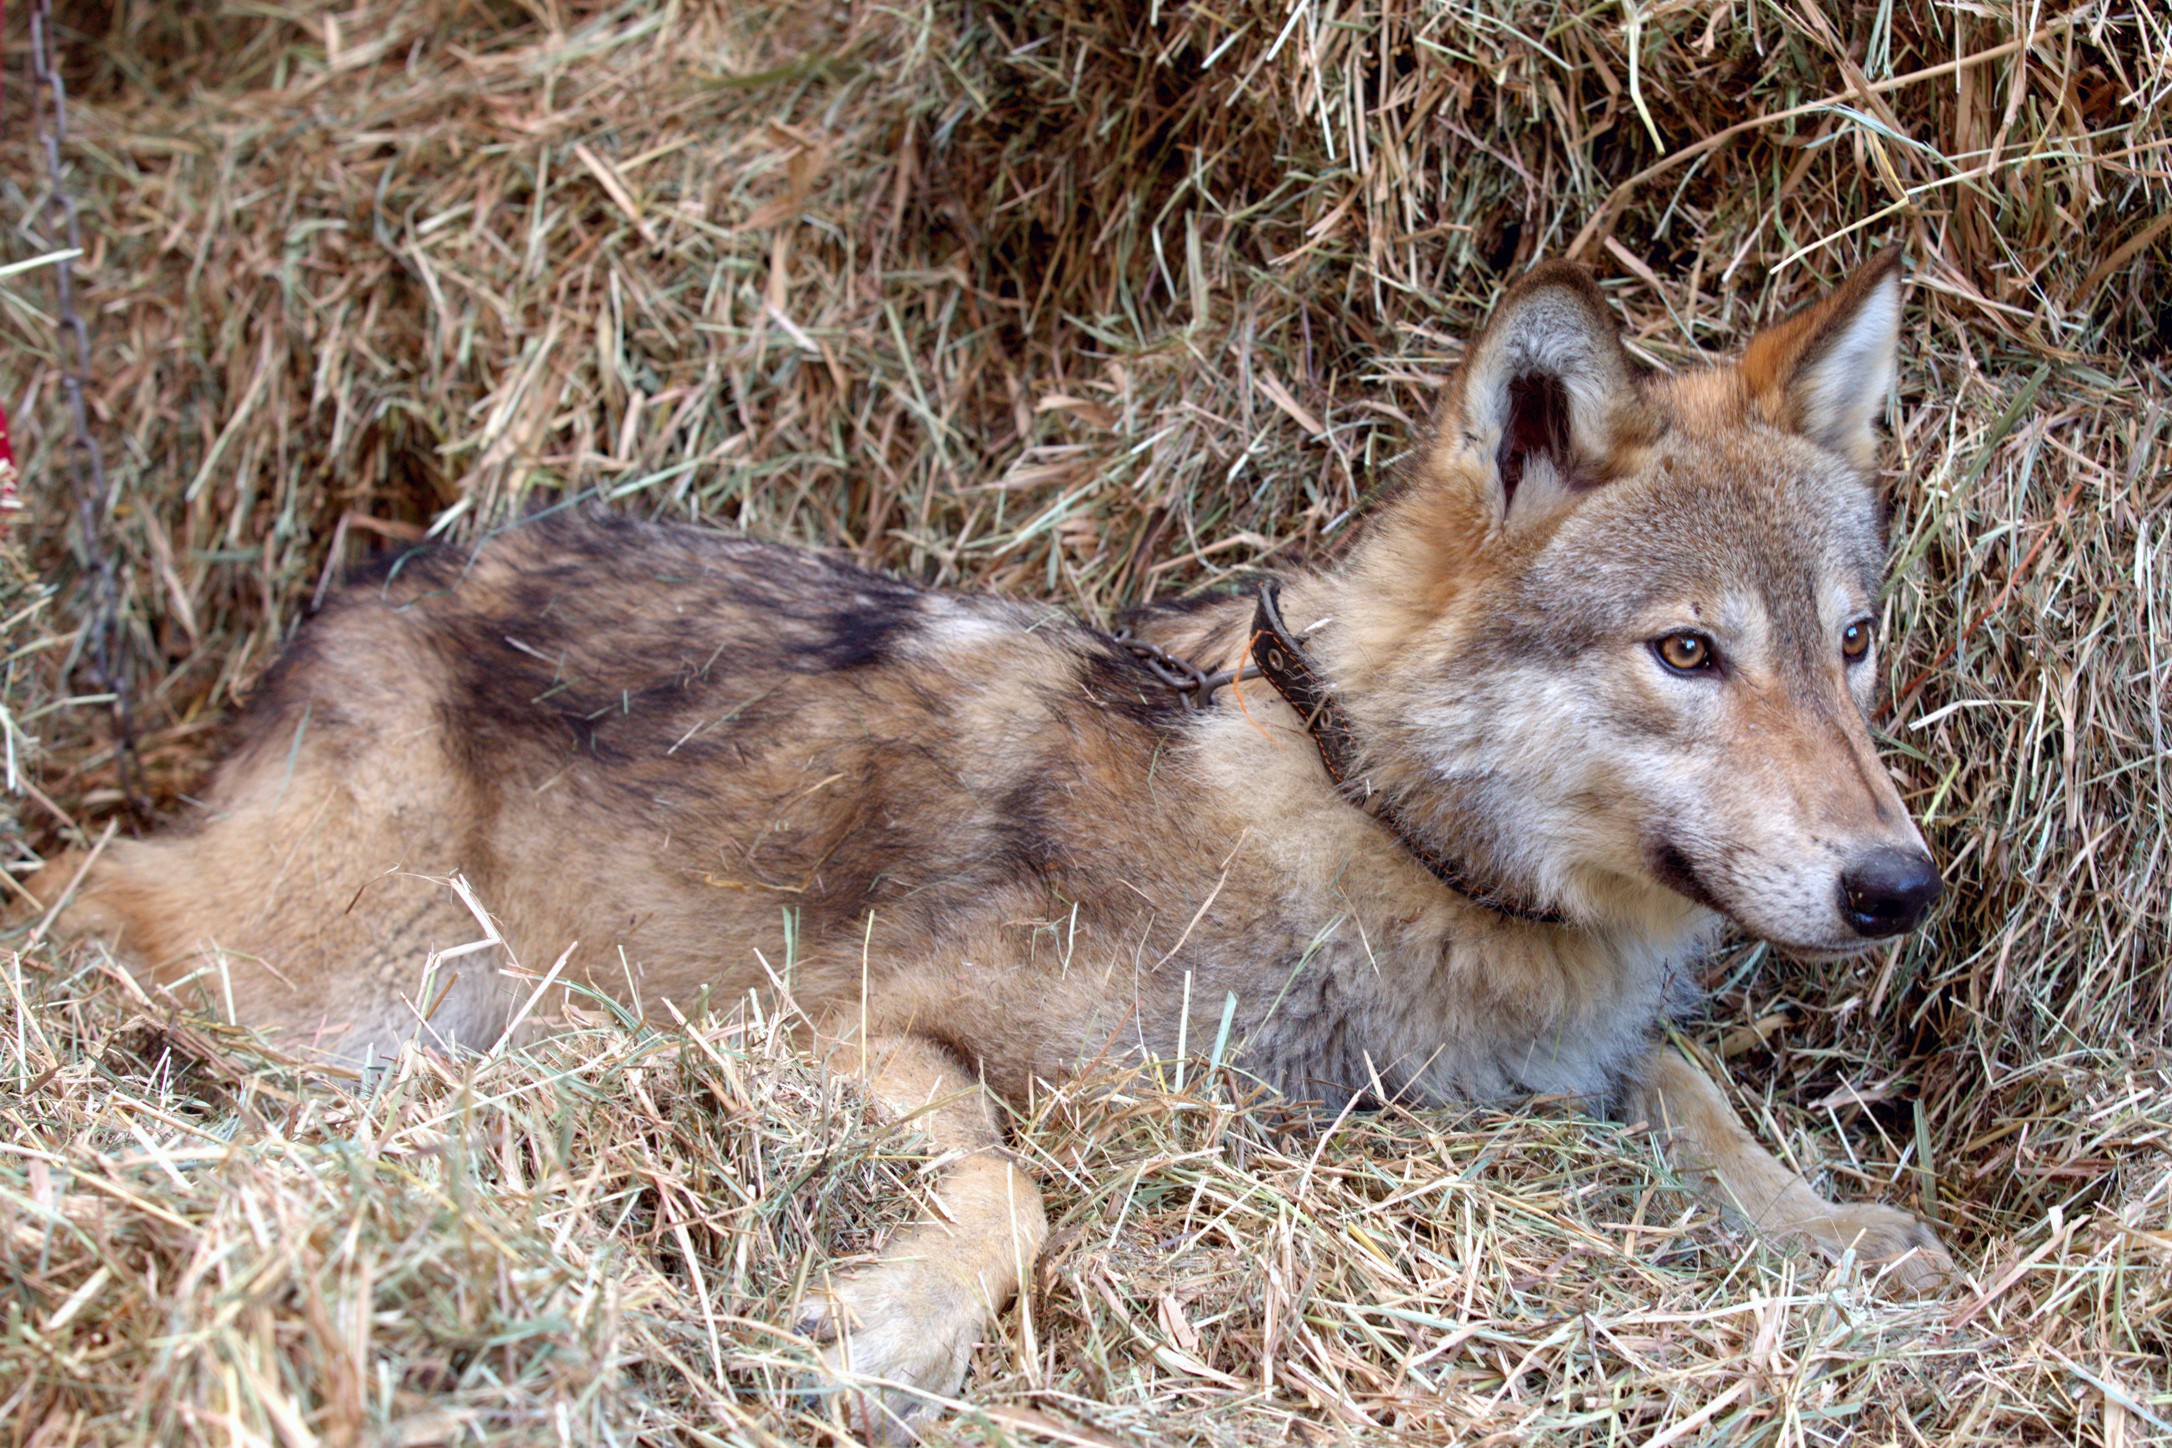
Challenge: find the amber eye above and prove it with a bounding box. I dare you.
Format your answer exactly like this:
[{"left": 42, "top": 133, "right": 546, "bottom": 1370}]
[
  {"left": 1841, "top": 620, "right": 1872, "bottom": 662},
  {"left": 1654, "top": 631, "right": 1715, "bottom": 674}
]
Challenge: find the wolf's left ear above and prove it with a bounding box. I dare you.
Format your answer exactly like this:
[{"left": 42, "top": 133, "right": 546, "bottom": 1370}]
[
  {"left": 1740, "top": 252, "right": 1904, "bottom": 472},
  {"left": 1447, "top": 260, "right": 1643, "bottom": 532}
]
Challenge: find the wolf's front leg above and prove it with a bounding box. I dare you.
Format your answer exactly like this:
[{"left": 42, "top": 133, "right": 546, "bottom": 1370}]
[
  {"left": 797, "top": 1031, "right": 1047, "bottom": 1442},
  {"left": 1623, "top": 1045, "right": 1953, "bottom": 1293}
]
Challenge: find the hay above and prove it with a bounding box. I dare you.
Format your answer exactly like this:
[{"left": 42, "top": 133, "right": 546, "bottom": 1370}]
[
  {"left": 1, "top": 0, "right": 2168, "bottom": 1440},
  {"left": 0, "top": 958, "right": 932, "bottom": 1443}
]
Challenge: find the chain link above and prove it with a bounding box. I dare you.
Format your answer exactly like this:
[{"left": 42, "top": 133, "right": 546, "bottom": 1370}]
[
  {"left": 29, "top": 0, "right": 143, "bottom": 816},
  {"left": 1110, "top": 627, "right": 1260, "bottom": 712}
]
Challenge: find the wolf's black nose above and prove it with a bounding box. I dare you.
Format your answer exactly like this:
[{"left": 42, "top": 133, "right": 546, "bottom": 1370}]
[{"left": 1839, "top": 849, "right": 1942, "bottom": 937}]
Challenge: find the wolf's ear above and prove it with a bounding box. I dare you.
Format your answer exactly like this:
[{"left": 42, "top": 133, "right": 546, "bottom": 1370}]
[
  {"left": 1739, "top": 252, "right": 1903, "bottom": 472},
  {"left": 1447, "top": 261, "right": 1642, "bottom": 532}
]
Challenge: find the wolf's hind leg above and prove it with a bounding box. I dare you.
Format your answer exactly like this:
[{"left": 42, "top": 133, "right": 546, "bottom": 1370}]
[
  {"left": 1623, "top": 1045, "right": 1954, "bottom": 1293},
  {"left": 797, "top": 1032, "right": 1047, "bottom": 1443},
  {"left": 23, "top": 824, "right": 518, "bottom": 1071}
]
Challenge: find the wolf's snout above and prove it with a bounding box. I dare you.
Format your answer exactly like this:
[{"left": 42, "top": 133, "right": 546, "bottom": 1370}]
[{"left": 1839, "top": 849, "right": 1942, "bottom": 937}]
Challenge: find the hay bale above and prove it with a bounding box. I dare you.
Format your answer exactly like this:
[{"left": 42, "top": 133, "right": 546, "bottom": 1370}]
[{"left": 0, "top": 0, "right": 2166, "bottom": 1440}]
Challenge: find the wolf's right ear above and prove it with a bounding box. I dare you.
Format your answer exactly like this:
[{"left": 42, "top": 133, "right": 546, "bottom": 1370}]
[{"left": 1443, "top": 261, "right": 1643, "bottom": 533}]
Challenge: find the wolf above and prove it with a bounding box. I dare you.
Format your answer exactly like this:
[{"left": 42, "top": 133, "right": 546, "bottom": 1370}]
[{"left": 31, "top": 253, "right": 1951, "bottom": 1438}]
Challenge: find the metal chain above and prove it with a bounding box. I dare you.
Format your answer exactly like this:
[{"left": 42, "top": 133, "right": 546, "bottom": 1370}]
[
  {"left": 28, "top": 0, "right": 143, "bottom": 817},
  {"left": 1110, "top": 627, "right": 1260, "bottom": 712}
]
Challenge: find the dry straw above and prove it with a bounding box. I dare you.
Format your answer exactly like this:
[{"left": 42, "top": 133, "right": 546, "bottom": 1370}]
[{"left": 1, "top": 0, "right": 2167, "bottom": 1442}]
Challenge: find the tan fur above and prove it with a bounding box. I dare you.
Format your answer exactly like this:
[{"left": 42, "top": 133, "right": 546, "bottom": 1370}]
[
  {"left": 1624, "top": 1048, "right": 1946, "bottom": 1291},
  {"left": 28, "top": 257, "right": 1954, "bottom": 1437},
  {"left": 1739, "top": 250, "right": 1905, "bottom": 471}
]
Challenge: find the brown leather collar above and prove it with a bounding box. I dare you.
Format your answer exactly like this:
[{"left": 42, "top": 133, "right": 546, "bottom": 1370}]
[{"left": 1248, "top": 583, "right": 1567, "bottom": 926}]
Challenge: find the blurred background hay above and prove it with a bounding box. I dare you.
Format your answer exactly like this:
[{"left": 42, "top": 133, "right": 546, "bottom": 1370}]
[{"left": 0, "top": 0, "right": 2167, "bottom": 1441}]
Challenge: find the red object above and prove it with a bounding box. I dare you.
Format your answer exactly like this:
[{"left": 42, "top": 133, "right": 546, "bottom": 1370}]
[{"left": 0, "top": 401, "right": 16, "bottom": 519}]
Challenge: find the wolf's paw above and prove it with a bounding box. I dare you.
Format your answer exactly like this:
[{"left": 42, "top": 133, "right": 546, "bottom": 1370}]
[
  {"left": 795, "top": 1245, "right": 990, "bottom": 1443},
  {"left": 1805, "top": 1202, "right": 1955, "bottom": 1295}
]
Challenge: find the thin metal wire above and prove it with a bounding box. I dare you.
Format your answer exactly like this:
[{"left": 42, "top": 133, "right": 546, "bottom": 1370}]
[{"left": 28, "top": 0, "right": 143, "bottom": 816}]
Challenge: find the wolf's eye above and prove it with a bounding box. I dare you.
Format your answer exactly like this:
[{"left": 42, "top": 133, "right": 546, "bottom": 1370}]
[
  {"left": 1653, "top": 632, "right": 1716, "bottom": 674},
  {"left": 1841, "top": 620, "right": 1872, "bottom": 662}
]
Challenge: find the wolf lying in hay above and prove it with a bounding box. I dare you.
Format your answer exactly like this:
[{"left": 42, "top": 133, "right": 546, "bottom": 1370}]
[{"left": 35, "top": 254, "right": 1952, "bottom": 1437}]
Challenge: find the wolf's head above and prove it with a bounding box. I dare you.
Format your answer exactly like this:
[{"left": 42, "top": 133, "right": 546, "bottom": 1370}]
[{"left": 1332, "top": 254, "right": 1937, "bottom": 955}]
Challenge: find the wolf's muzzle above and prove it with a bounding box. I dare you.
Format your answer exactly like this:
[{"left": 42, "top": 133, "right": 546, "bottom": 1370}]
[{"left": 1839, "top": 849, "right": 1943, "bottom": 937}]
